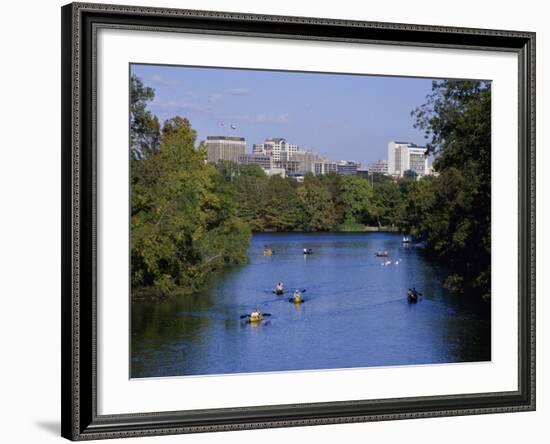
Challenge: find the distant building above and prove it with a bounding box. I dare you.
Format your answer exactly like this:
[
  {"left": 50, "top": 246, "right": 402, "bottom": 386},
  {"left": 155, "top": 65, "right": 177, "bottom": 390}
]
[
  {"left": 337, "top": 160, "right": 361, "bottom": 175},
  {"left": 367, "top": 159, "right": 388, "bottom": 175},
  {"left": 253, "top": 138, "right": 298, "bottom": 161},
  {"left": 387, "top": 141, "right": 428, "bottom": 177},
  {"left": 291, "top": 150, "right": 320, "bottom": 174},
  {"left": 263, "top": 167, "right": 286, "bottom": 178},
  {"left": 315, "top": 159, "right": 338, "bottom": 176},
  {"left": 205, "top": 136, "right": 246, "bottom": 164},
  {"left": 356, "top": 169, "right": 370, "bottom": 178},
  {"left": 238, "top": 153, "right": 273, "bottom": 169},
  {"left": 274, "top": 159, "right": 301, "bottom": 176}
]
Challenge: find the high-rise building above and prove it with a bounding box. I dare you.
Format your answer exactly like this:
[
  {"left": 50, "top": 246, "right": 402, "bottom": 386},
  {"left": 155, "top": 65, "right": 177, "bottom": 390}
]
[
  {"left": 238, "top": 153, "right": 273, "bottom": 169},
  {"left": 387, "top": 141, "right": 428, "bottom": 177},
  {"left": 205, "top": 136, "right": 246, "bottom": 164},
  {"left": 367, "top": 159, "right": 389, "bottom": 175},
  {"left": 315, "top": 160, "right": 338, "bottom": 175},
  {"left": 274, "top": 159, "right": 301, "bottom": 176},
  {"left": 337, "top": 160, "right": 361, "bottom": 175},
  {"left": 291, "top": 150, "right": 320, "bottom": 174},
  {"left": 253, "top": 138, "right": 298, "bottom": 161}
]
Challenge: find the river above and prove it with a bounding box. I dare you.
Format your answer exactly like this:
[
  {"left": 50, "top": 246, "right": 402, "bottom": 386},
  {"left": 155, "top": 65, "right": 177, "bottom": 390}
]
[{"left": 131, "top": 232, "right": 490, "bottom": 378}]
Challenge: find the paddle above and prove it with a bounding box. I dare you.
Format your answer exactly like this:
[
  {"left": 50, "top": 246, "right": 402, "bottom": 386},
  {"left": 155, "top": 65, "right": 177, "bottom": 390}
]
[
  {"left": 272, "top": 288, "right": 306, "bottom": 294},
  {"left": 240, "top": 312, "right": 272, "bottom": 319}
]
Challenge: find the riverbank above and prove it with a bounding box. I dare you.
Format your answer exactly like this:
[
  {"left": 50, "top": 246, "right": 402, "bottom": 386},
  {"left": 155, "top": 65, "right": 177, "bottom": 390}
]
[{"left": 252, "top": 226, "right": 401, "bottom": 234}]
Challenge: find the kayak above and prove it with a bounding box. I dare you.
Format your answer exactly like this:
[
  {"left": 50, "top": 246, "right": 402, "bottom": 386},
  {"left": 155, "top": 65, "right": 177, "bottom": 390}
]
[
  {"left": 289, "top": 297, "right": 304, "bottom": 304},
  {"left": 247, "top": 315, "right": 264, "bottom": 323},
  {"left": 407, "top": 293, "right": 418, "bottom": 303},
  {"left": 273, "top": 289, "right": 284, "bottom": 295}
]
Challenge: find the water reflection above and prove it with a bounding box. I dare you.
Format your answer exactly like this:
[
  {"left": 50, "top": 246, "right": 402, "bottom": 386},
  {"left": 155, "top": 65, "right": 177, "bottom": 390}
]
[{"left": 131, "top": 232, "right": 490, "bottom": 378}]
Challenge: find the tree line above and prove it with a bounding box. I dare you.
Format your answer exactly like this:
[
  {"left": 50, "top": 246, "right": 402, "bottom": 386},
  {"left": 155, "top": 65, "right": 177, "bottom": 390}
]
[
  {"left": 130, "top": 74, "right": 491, "bottom": 300},
  {"left": 215, "top": 161, "right": 415, "bottom": 232}
]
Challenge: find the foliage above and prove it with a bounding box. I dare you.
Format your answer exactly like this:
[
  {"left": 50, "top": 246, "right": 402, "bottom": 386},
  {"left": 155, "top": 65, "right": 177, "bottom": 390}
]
[
  {"left": 130, "top": 74, "right": 160, "bottom": 158},
  {"left": 131, "top": 116, "right": 250, "bottom": 298},
  {"left": 409, "top": 80, "right": 491, "bottom": 299},
  {"left": 129, "top": 75, "right": 490, "bottom": 300},
  {"left": 339, "top": 175, "right": 374, "bottom": 227},
  {"left": 298, "top": 175, "right": 337, "bottom": 231}
]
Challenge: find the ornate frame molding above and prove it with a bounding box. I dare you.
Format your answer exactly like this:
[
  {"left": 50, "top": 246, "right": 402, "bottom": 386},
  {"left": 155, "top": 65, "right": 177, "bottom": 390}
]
[{"left": 61, "top": 2, "right": 535, "bottom": 440}]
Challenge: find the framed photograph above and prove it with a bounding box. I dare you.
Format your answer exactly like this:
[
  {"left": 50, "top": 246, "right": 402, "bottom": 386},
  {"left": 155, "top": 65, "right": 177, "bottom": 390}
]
[{"left": 61, "top": 2, "right": 535, "bottom": 440}]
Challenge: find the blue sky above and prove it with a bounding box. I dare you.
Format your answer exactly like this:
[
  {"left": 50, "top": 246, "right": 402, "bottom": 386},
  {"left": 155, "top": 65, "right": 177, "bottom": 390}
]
[{"left": 131, "top": 64, "right": 435, "bottom": 166}]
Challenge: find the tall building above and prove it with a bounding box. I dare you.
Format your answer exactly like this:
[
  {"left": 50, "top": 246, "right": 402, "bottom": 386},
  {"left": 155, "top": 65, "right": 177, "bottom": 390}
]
[
  {"left": 238, "top": 153, "right": 273, "bottom": 169},
  {"left": 387, "top": 141, "right": 428, "bottom": 177},
  {"left": 367, "top": 159, "right": 388, "bottom": 175},
  {"left": 205, "top": 136, "right": 246, "bottom": 164},
  {"left": 253, "top": 138, "right": 298, "bottom": 161},
  {"left": 291, "top": 150, "right": 320, "bottom": 174},
  {"left": 273, "top": 159, "right": 301, "bottom": 176},
  {"left": 337, "top": 160, "right": 361, "bottom": 175},
  {"left": 315, "top": 159, "right": 338, "bottom": 175}
]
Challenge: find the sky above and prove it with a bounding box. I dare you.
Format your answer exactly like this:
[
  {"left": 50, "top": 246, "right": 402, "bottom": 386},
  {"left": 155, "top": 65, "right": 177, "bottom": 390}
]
[{"left": 131, "top": 64, "right": 435, "bottom": 166}]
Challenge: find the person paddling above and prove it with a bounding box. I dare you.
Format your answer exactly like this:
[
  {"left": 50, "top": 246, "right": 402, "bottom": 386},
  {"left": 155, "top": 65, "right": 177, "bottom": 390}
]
[
  {"left": 274, "top": 282, "right": 284, "bottom": 295},
  {"left": 250, "top": 308, "right": 262, "bottom": 320}
]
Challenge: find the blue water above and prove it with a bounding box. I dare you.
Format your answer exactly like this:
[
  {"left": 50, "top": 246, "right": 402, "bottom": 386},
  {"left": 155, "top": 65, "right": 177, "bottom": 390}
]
[{"left": 131, "top": 232, "right": 490, "bottom": 378}]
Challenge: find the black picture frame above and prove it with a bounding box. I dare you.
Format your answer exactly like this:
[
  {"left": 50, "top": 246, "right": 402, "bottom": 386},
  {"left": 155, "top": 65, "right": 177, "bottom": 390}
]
[{"left": 61, "top": 2, "right": 536, "bottom": 440}]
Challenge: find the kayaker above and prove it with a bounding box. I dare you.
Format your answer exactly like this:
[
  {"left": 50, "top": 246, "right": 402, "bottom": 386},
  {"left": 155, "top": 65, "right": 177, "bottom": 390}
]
[
  {"left": 293, "top": 290, "right": 302, "bottom": 302},
  {"left": 250, "top": 308, "right": 262, "bottom": 319},
  {"left": 275, "top": 282, "right": 284, "bottom": 294}
]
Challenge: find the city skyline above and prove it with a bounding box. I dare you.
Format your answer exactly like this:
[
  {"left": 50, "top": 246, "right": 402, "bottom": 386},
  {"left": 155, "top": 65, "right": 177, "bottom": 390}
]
[{"left": 131, "top": 64, "right": 434, "bottom": 166}]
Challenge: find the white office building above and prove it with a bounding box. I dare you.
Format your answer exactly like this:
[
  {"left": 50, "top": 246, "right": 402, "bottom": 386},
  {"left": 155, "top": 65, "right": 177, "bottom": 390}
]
[
  {"left": 367, "top": 159, "right": 389, "bottom": 175},
  {"left": 337, "top": 160, "right": 361, "bottom": 175},
  {"left": 315, "top": 159, "right": 338, "bottom": 175},
  {"left": 387, "top": 141, "right": 429, "bottom": 177},
  {"left": 205, "top": 136, "right": 246, "bottom": 164},
  {"left": 291, "top": 150, "right": 320, "bottom": 174},
  {"left": 253, "top": 138, "right": 298, "bottom": 161}
]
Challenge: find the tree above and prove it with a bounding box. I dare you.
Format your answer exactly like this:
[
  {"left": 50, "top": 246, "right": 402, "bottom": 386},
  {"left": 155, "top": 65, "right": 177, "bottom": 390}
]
[
  {"left": 259, "top": 175, "right": 301, "bottom": 231},
  {"left": 410, "top": 80, "right": 491, "bottom": 299},
  {"left": 298, "top": 175, "right": 337, "bottom": 231},
  {"left": 130, "top": 74, "right": 160, "bottom": 158},
  {"left": 233, "top": 174, "right": 269, "bottom": 231},
  {"left": 131, "top": 116, "right": 250, "bottom": 297},
  {"left": 370, "top": 181, "right": 406, "bottom": 228},
  {"left": 339, "top": 175, "right": 373, "bottom": 228}
]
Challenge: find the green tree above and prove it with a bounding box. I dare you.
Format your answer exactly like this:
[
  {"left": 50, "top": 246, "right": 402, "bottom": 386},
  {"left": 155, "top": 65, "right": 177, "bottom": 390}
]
[
  {"left": 410, "top": 80, "right": 491, "bottom": 298},
  {"left": 298, "top": 175, "right": 337, "bottom": 231},
  {"left": 131, "top": 116, "right": 250, "bottom": 297},
  {"left": 233, "top": 174, "right": 269, "bottom": 231},
  {"left": 130, "top": 74, "right": 160, "bottom": 158},
  {"left": 370, "top": 181, "right": 406, "bottom": 228},
  {"left": 259, "top": 175, "right": 301, "bottom": 231},
  {"left": 339, "top": 175, "right": 373, "bottom": 228}
]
